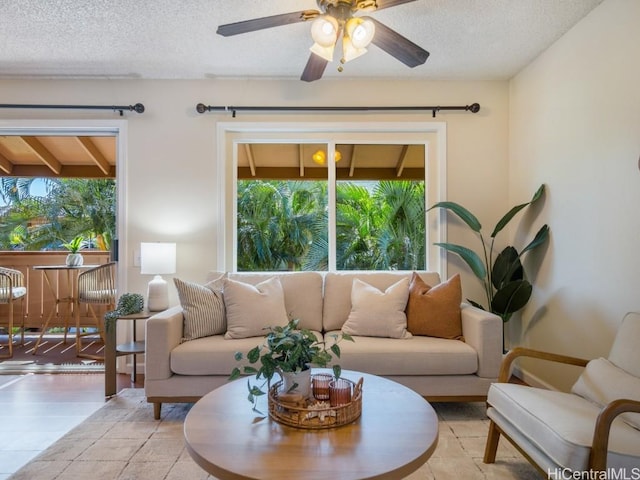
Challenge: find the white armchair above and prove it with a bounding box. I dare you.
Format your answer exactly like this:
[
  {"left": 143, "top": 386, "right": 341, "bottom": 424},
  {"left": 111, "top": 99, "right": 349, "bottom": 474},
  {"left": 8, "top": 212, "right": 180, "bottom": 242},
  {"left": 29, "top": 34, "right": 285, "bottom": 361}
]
[{"left": 483, "top": 312, "right": 640, "bottom": 475}]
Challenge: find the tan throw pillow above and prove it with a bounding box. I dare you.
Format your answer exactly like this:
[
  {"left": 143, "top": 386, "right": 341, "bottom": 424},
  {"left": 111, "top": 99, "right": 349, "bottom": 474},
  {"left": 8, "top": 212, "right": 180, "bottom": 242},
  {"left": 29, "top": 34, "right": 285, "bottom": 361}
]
[
  {"left": 406, "top": 272, "right": 463, "bottom": 340},
  {"left": 341, "top": 278, "right": 411, "bottom": 339},
  {"left": 223, "top": 276, "right": 288, "bottom": 339},
  {"left": 174, "top": 275, "right": 226, "bottom": 341}
]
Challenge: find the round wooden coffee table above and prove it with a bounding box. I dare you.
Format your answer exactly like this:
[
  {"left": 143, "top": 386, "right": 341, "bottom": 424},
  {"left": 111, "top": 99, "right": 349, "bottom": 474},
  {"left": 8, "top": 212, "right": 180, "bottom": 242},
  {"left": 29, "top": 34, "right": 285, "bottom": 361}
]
[{"left": 184, "top": 370, "right": 438, "bottom": 480}]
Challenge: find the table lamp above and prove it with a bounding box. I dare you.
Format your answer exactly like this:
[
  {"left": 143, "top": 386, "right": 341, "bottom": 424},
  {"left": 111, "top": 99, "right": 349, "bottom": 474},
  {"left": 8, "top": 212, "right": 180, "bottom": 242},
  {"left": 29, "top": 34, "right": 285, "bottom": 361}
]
[{"left": 140, "top": 242, "right": 176, "bottom": 311}]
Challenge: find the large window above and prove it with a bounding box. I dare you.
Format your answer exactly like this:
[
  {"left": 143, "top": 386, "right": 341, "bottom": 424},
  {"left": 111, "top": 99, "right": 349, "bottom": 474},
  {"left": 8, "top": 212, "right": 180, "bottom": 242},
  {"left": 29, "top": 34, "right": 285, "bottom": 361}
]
[{"left": 218, "top": 122, "right": 447, "bottom": 275}]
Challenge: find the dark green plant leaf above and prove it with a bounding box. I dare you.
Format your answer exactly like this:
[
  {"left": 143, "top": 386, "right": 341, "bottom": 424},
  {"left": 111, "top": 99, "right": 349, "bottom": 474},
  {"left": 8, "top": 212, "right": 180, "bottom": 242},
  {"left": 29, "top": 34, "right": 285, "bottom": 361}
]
[
  {"left": 333, "top": 365, "right": 342, "bottom": 379},
  {"left": 491, "top": 280, "right": 532, "bottom": 315},
  {"left": 229, "top": 367, "right": 241, "bottom": 381},
  {"left": 247, "top": 346, "right": 260, "bottom": 363},
  {"left": 330, "top": 343, "right": 341, "bottom": 358},
  {"left": 434, "top": 242, "right": 487, "bottom": 280},
  {"left": 491, "top": 246, "right": 523, "bottom": 289},
  {"left": 490, "top": 185, "right": 545, "bottom": 238},
  {"left": 428, "top": 201, "right": 482, "bottom": 232},
  {"left": 519, "top": 224, "right": 549, "bottom": 256}
]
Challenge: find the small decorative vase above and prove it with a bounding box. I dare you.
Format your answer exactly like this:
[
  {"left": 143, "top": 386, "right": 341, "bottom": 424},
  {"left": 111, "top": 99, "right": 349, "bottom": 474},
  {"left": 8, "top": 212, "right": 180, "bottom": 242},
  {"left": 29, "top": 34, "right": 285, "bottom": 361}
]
[
  {"left": 280, "top": 369, "right": 312, "bottom": 399},
  {"left": 65, "top": 253, "right": 84, "bottom": 266}
]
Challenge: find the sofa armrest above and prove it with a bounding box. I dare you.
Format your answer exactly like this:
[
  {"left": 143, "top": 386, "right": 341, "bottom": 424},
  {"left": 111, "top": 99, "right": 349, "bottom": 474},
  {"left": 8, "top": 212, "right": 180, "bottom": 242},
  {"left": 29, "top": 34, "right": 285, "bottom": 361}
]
[
  {"left": 145, "top": 306, "right": 184, "bottom": 381},
  {"left": 460, "top": 303, "right": 502, "bottom": 378}
]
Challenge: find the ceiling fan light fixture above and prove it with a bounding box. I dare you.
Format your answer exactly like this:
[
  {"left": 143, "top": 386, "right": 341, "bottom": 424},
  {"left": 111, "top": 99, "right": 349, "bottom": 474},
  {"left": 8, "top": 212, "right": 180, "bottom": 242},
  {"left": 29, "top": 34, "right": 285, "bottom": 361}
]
[
  {"left": 345, "top": 17, "right": 375, "bottom": 49},
  {"left": 310, "top": 42, "right": 335, "bottom": 62},
  {"left": 342, "top": 36, "right": 368, "bottom": 63},
  {"left": 310, "top": 15, "right": 339, "bottom": 47}
]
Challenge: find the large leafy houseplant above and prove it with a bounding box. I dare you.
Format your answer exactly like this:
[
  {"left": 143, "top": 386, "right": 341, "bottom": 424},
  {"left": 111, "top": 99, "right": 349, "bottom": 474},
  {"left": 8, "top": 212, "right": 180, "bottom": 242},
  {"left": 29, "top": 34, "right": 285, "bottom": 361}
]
[
  {"left": 428, "top": 185, "right": 549, "bottom": 327},
  {"left": 230, "top": 318, "right": 353, "bottom": 412}
]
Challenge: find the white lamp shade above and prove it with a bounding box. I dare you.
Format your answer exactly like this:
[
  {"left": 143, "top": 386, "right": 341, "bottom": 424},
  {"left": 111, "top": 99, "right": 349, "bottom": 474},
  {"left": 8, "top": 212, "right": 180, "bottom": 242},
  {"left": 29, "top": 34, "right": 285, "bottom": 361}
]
[
  {"left": 140, "top": 242, "right": 176, "bottom": 275},
  {"left": 342, "top": 36, "right": 368, "bottom": 63},
  {"left": 310, "top": 42, "right": 335, "bottom": 62},
  {"left": 345, "top": 17, "right": 375, "bottom": 49},
  {"left": 310, "top": 16, "right": 339, "bottom": 47}
]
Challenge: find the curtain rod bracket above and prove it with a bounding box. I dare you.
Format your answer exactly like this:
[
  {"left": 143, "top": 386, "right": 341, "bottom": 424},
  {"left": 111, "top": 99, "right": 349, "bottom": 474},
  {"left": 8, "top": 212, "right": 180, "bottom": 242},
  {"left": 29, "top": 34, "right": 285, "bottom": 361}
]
[{"left": 195, "top": 103, "right": 480, "bottom": 117}]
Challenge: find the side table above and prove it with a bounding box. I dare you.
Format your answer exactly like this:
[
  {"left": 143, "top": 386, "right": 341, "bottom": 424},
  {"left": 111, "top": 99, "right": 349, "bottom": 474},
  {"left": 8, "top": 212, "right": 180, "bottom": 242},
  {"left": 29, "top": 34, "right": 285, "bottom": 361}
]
[{"left": 105, "top": 311, "right": 152, "bottom": 397}]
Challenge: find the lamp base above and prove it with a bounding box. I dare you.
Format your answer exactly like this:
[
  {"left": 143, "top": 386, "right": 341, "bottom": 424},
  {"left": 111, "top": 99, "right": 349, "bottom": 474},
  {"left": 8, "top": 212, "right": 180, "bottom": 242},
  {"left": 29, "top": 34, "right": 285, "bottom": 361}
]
[{"left": 147, "top": 275, "right": 169, "bottom": 311}]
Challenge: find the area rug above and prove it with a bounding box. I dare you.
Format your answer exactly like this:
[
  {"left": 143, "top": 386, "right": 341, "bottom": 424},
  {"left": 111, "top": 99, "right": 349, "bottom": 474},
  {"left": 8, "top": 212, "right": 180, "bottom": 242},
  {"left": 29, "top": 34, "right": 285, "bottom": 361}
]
[
  {"left": 10, "top": 389, "right": 538, "bottom": 480},
  {"left": 0, "top": 334, "right": 104, "bottom": 374}
]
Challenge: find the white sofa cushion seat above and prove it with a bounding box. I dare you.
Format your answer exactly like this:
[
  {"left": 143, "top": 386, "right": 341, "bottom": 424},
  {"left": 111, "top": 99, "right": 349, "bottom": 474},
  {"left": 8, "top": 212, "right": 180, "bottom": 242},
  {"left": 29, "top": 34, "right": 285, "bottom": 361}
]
[
  {"left": 487, "top": 383, "right": 640, "bottom": 471},
  {"left": 325, "top": 331, "right": 478, "bottom": 376},
  {"left": 171, "top": 331, "right": 326, "bottom": 376}
]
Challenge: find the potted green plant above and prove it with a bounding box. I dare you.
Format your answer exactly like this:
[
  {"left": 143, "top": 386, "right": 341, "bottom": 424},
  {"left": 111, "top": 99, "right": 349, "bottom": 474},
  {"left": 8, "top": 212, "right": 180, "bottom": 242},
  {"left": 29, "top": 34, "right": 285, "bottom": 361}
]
[
  {"left": 428, "top": 185, "right": 550, "bottom": 350},
  {"left": 230, "top": 318, "right": 354, "bottom": 412},
  {"left": 62, "top": 235, "right": 86, "bottom": 266}
]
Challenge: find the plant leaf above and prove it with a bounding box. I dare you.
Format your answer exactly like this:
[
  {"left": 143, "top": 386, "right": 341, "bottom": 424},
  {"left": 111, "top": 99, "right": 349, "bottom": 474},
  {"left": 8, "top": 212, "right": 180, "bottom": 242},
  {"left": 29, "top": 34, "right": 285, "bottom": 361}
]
[
  {"left": 229, "top": 367, "right": 241, "bottom": 381},
  {"left": 467, "top": 299, "right": 486, "bottom": 310},
  {"left": 434, "top": 242, "right": 487, "bottom": 280},
  {"left": 519, "top": 224, "right": 549, "bottom": 256},
  {"left": 491, "top": 280, "right": 532, "bottom": 315},
  {"left": 428, "top": 201, "right": 482, "bottom": 232},
  {"left": 490, "top": 185, "right": 545, "bottom": 238},
  {"left": 333, "top": 365, "right": 342, "bottom": 379},
  {"left": 491, "top": 246, "right": 523, "bottom": 289}
]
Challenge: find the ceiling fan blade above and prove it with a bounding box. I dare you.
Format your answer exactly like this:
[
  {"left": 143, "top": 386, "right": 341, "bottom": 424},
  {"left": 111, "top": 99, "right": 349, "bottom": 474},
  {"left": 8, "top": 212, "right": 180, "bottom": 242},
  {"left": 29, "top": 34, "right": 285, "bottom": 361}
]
[
  {"left": 300, "top": 53, "right": 329, "bottom": 82},
  {"left": 373, "top": 0, "right": 418, "bottom": 11},
  {"left": 217, "top": 10, "right": 318, "bottom": 36},
  {"left": 364, "top": 17, "right": 429, "bottom": 68}
]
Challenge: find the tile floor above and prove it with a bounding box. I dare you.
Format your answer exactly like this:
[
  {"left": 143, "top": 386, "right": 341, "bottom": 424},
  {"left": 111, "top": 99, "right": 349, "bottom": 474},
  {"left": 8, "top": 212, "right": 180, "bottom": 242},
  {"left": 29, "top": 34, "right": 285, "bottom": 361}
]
[{"left": 0, "top": 374, "right": 108, "bottom": 479}]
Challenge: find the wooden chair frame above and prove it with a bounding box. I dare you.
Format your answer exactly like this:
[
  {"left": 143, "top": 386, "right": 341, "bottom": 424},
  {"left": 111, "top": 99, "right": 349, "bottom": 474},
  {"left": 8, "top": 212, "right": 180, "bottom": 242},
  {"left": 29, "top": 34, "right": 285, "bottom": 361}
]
[
  {"left": 0, "top": 267, "right": 26, "bottom": 358},
  {"left": 75, "top": 262, "right": 116, "bottom": 360},
  {"left": 484, "top": 347, "right": 640, "bottom": 474}
]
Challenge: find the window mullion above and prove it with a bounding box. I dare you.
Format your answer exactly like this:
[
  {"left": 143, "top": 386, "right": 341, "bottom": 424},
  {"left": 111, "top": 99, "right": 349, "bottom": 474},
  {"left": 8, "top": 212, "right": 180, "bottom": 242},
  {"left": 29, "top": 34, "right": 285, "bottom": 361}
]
[{"left": 327, "top": 142, "right": 337, "bottom": 272}]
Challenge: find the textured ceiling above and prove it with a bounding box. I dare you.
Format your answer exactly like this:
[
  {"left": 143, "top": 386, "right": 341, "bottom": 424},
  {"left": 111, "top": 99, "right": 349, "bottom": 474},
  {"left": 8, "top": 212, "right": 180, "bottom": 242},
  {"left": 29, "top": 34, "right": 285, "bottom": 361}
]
[{"left": 0, "top": 0, "right": 604, "bottom": 81}]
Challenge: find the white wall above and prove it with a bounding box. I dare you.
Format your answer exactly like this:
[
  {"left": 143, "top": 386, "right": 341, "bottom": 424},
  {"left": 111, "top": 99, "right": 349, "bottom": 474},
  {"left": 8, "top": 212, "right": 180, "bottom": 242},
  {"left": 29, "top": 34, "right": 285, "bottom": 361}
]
[
  {"left": 0, "top": 78, "right": 509, "bottom": 308},
  {"left": 509, "top": 0, "right": 640, "bottom": 389}
]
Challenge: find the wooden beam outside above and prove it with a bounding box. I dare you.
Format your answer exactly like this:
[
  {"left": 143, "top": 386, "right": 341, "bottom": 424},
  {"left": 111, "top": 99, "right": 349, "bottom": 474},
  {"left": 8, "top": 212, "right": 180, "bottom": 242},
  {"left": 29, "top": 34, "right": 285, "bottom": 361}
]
[
  {"left": 2, "top": 164, "right": 116, "bottom": 178},
  {"left": 299, "top": 144, "right": 304, "bottom": 178},
  {"left": 237, "top": 167, "right": 424, "bottom": 181},
  {"left": 244, "top": 144, "right": 256, "bottom": 177},
  {"left": 20, "top": 136, "right": 63, "bottom": 175},
  {"left": 395, "top": 145, "right": 410, "bottom": 177},
  {"left": 349, "top": 145, "right": 358, "bottom": 178},
  {"left": 0, "top": 151, "right": 13, "bottom": 174},
  {"left": 76, "top": 137, "right": 111, "bottom": 176}
]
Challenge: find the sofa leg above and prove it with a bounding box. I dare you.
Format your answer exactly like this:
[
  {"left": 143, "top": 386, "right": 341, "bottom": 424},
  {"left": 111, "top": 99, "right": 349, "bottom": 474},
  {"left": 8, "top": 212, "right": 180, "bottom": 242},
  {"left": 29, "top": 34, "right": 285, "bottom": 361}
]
[
  {"left": 153, "top": 402, "right": 162, "bottom": 420},
  {"left": 483, "top": 420, "right": 500, "bottom": 463}
]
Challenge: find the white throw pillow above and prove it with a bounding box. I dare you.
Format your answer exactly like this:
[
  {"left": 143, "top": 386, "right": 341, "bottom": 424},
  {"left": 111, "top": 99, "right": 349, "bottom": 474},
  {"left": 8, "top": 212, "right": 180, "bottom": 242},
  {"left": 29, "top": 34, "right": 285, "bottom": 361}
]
[
  {"left": 341, "top": 278, "right": 411, "bottom": 339},
  {"left": 571, "top": 357, "right": 640, "bottom": 430},
  {"left": 223, "top": 276, "right": 289, "bottom": 339},
  {"left": 174, "top": 275, "right": 226, "bottom": 341}
]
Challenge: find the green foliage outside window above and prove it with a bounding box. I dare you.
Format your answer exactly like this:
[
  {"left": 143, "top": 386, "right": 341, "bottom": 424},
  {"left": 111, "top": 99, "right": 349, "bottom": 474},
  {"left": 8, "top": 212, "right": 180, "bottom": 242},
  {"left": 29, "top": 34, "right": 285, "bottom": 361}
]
[
  {"left": 0, "top": 177, "right": 115, "bottom": 251},
  {"left": 236, "top": 179, "right": 425, "bottom": 271}
]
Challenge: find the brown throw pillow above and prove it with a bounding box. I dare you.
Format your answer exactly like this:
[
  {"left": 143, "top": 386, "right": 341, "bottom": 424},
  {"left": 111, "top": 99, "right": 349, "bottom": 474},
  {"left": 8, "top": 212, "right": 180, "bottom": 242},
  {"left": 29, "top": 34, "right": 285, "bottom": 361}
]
[{"left": 405, "top": 272, "right": 463, "bottom": 340}]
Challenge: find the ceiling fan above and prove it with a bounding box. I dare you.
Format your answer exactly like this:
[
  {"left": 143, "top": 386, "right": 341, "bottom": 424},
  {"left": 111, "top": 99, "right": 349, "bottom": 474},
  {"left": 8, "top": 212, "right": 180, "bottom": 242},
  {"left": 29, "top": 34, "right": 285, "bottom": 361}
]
[{"left": 216, "top": 0, "right": 430, "bottom": 82}]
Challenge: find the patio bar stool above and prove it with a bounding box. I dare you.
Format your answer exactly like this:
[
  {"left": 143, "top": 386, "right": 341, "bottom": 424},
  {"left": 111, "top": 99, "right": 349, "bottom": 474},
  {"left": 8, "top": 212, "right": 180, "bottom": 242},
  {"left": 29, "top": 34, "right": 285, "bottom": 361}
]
[{"left": 0, "top": 267, "right": 27, "bottom": 358}]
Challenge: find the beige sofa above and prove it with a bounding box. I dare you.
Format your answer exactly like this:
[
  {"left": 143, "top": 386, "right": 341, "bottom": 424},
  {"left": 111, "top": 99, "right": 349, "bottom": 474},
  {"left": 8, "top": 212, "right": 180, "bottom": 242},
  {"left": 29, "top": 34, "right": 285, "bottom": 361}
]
[{"left": 145, "top": 271, "right": 502, "bottom": 419}]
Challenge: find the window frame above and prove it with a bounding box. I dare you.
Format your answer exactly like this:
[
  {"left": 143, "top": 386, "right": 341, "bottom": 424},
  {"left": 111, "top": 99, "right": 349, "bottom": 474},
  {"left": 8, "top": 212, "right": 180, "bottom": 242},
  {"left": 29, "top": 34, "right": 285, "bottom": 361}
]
[{"left": 216, "top": 121, "right": 448, "bottom": 277}]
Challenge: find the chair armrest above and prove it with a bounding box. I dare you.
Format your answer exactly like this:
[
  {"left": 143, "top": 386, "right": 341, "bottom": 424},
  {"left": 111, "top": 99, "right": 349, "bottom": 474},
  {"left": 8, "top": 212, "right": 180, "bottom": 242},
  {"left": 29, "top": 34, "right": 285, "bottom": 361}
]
[
  {"left": 461, "top": 304, "right": 503, "bottom": 378},
  {"left": 0, "top": 267, "right": 25, "bottom": 289},
  {"left": 144, "top": 306, "right": 184, "bottom": 381},
  {"left": 590, "top": 398, "right": 640, "bottom": 471},
  {"left": 497, "top": 347, "right": 590, "bottom": 383}
]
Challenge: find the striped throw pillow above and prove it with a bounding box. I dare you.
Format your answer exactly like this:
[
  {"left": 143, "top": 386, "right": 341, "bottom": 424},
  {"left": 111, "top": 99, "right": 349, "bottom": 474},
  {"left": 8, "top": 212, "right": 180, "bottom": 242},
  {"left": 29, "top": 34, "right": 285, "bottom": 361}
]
[{"left": 174, "top": 276, "right": 226, "bottom": 341}]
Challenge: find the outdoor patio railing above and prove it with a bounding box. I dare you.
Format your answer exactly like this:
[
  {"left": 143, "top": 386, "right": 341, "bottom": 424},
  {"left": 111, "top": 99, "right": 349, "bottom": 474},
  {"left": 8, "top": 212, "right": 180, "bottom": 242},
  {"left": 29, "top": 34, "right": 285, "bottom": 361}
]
[{"left": 0, "top": 251, "right": 112, "bottom": 330}]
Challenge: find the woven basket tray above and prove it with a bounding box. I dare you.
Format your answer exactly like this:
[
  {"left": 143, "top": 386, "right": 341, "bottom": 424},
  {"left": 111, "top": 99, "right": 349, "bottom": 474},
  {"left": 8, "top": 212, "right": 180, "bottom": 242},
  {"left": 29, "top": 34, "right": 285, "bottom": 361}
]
[{"left": 268, "top": 376, "right": 363, "bottom": 430}]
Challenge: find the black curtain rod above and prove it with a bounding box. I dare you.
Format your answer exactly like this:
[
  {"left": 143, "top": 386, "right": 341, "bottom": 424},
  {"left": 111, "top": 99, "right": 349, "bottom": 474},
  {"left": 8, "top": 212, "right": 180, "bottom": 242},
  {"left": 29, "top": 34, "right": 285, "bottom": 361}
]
[
  {"left": 0, "top": 103, "right": 145, "bottom": 116},
  {"left": 196, "top": 103, "right": 480, "bottom": 118}
]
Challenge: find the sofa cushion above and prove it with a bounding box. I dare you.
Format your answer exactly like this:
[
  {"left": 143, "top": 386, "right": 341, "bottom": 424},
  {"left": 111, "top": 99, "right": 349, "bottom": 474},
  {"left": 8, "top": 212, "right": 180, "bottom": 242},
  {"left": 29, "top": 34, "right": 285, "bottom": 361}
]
[
  {"left": 325, "top": 330, "right": 477, "bottom": 375},
  {"left": 571, "top": 357, "right": 640, "bottom": 430},
  {"left": 323, "top": 271, "right": 441, "bottom": 332},
  {"left": 488, "top": 383, "right": 640, "bottom": 470},
  {"left": 171, "top": 332, "right": 324, "bottom": 376},
  {"left": 341, "top": 278, "right": 411, "bottom": 339},
  {"left": 208, "top": 271, "right": 324, "bottom": 332},
  {"left": 174, "top": 276, "right": 226, "bottom": 341},
  {"left": 406, "top": 272, "right": 463, "bottom": 340},
  {"left": 223, "top": 277, "right": 288, "bottom": 339}
]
